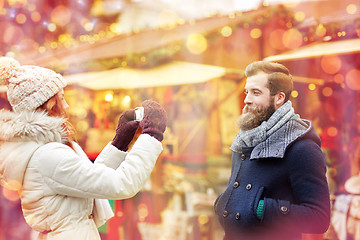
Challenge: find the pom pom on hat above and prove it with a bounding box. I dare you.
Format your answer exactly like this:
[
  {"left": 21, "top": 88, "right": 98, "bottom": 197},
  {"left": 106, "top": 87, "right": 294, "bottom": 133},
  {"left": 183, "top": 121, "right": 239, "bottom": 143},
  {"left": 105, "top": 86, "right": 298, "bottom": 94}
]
[{"left": 0, "top": 57, "right": 20, "bottom": 85}]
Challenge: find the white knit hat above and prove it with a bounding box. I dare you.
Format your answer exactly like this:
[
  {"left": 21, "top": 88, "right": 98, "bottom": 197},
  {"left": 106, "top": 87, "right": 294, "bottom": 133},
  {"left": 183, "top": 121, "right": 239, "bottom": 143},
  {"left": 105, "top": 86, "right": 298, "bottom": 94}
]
[{"left": 0, "top": 57, "right": 67, "bottom": 112}]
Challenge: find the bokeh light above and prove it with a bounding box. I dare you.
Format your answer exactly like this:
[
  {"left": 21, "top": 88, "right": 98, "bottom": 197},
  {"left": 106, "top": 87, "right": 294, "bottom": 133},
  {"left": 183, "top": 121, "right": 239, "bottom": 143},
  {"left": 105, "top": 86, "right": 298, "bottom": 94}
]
[
  {"left": 2, "top": 187, "right": 19, "bottom": 201},
  {"left": 345, "top": 69, "right": 360, "bottom": 90},
  {"left": 31, "top": 11, "right": 41, "bottom": 22},
  {"left": 48, "top": 23, "right": 57, "bottom": 32},
  {"left": 294, "top": 11, "right": 305, "bottom": 22},
  {"left": 327, "top": 126, "right": 338, "bottom": 137},
  {"left": 105, "top": 93, "right": 113, "bottom": 102},
  {"left": 346, "top": 4, "right": 357, "bottom": 14},
  {"left": 308, "top": 83, "right": 316, "bottom": 91},
  {"left": 250, "top": 28, "right": 262, "bottom": 39},
  {"left": 282, "top": 28, "right": 303, "bottom": 49},
  {"left": 197, "top": 214, "right": 209, "bottom": 225},
  {"left": 15, "top": 13, "right": 27, "bottom": 24},
  {"left": 320, "top": 55, "right": 342, "bottom": 74},
  {"left": 334, "top": 73, "right": 344, "bottom": 84},
  {"left": 316, "top": 24, "right": 326, "bottom": 37},
  {"left": 291, "top": 90, "right": 298, "bottom": 98},
  {"left": 269, "top": 29, "right": 286, "bottom": 50},
  {"left": 51, "top": 5, "right": 72, "bottom": 27},
  {"left": 186, "top": 33, "right": 207, "bottom": 54},
  {"left": 322, "top": 86, "right": 333, "bottom": 97},
  {"left": 220, "top": 26, "right": 232, "bottom": 37}
]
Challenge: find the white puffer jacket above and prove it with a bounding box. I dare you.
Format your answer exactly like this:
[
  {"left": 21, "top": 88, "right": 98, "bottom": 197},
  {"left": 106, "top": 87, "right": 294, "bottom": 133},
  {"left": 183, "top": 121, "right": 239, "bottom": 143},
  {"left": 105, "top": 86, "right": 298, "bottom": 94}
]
[{"left": 0, "top": 110, "right": 163, "bottom": 240}]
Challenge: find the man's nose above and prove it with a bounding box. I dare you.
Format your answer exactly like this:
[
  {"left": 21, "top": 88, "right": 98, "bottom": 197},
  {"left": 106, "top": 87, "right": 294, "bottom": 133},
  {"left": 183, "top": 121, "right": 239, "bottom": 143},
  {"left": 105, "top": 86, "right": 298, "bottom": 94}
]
[{"left": 244, "top": 94, "right": 252, "bottom": 105}]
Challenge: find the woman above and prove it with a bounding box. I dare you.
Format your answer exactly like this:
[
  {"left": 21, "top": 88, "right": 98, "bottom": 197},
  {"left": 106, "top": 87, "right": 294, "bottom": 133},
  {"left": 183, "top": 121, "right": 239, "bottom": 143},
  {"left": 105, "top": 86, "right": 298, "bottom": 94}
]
[{"left": 0, "top": 57, "right": 167, "bottom": 240}]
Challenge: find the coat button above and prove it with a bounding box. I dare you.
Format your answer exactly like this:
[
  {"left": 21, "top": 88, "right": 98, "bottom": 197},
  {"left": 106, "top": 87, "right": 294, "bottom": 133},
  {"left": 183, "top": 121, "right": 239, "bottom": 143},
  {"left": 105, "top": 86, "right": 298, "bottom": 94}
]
[
  {"left": 223, "top": 210, "right": 229, "bottom": 218},
  {"left": 241, "top": 154, "right": 246, "bottom": 160},
  {"left": 233, "top": 181, "right": 239, "bottom": 188},
  {"left": 235, "top": 213, "right": 240, "bottom": 219},
  {"left": 280, "top": 206, "right": 288, "bottom": 214},
  {"left": 246, "top": 184, "right": 252, "bottom": 190}
]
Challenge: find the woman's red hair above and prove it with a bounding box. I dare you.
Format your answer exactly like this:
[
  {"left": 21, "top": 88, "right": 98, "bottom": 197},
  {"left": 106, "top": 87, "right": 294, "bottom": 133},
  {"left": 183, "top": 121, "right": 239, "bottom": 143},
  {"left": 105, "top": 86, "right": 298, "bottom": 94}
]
[{"left": 37, "top": 93, "right": 76, "bottom": 149}]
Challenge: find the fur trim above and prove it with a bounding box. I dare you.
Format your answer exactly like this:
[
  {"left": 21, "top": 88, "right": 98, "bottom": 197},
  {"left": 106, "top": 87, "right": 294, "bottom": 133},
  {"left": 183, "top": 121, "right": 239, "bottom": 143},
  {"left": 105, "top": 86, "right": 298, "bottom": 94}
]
[{"left": 0, "top": 110, "right": 67, "bottom": 144}]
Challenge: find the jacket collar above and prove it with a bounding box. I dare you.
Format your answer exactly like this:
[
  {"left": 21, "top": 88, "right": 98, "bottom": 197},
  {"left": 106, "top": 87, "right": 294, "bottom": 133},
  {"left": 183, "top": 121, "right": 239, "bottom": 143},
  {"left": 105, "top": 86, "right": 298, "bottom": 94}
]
[{"left": 0, "top": 109, "right": 67, "bottom": 144}]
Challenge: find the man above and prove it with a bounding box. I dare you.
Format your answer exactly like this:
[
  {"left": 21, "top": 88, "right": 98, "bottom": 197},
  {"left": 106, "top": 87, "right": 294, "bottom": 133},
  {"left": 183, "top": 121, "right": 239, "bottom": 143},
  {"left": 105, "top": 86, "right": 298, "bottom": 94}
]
[{"left": 214, "top": 61, "right": 330, "bottom": 240}]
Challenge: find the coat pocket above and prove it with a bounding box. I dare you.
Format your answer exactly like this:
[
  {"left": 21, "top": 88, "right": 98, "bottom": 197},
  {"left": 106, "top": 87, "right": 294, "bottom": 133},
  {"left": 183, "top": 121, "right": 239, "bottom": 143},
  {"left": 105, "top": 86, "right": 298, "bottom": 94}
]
[{"left": 252, "top": 186, "right": 265, "bottom": 221}]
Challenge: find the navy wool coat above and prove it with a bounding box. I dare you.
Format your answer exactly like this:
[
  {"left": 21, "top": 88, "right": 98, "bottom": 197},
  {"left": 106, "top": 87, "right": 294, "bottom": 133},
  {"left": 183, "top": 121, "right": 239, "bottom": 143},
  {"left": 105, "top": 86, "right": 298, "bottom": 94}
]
[{"left": 214, "top": 122, "right": 331, "bottom": 240}]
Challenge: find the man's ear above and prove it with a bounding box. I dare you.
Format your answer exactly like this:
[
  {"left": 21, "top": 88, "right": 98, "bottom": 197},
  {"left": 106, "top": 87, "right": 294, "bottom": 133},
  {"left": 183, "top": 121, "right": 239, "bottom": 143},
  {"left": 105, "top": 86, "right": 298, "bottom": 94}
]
[{"left": 274, "top": 92, "right": 286, "bottom": 109}]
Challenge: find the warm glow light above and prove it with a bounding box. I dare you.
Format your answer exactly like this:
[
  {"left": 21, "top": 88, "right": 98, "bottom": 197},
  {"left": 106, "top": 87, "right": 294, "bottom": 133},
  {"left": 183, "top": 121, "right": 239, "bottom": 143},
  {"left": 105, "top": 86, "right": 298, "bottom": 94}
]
[
  {"left": 8, "top": 0, "right": 26, "bottom": 6},
  {"left": 291, "top": 90, "right": 298, "bottom": 98},
  {"left": 186, "top": 34, "right": 207, "bottom": 54},
  {"left": 16, "top": 13, "right": 27, "bottom": 24},
  {"left": 48, "top": 23, "right": 57, "bottom": 32},
  {"left": 308, "top": 83, "right": 316, "bottom": 91},
  {"left": 316, "top": 24, "right": 326, "bottom": 37},
  {"left": 269, "top": 29, "right": 286, "bottom": 50},
  {"left": 282, "top": 28, "right": 303, "bottom": 49},
  {"left": 105, "top": 93, "right": 113, "bottom": 102},
  {"left": 346, "top": 4, "right": 357, "bottom": 14},
  {"left": 334, "top": 74, "right": 344, "bottom": 84},
  {"left": 2, "top": 187, "right": 19, "bottom": 201},
  {"left": 110, "top": 23, "right": 122, "bottom": 34},
  {"left": 327, "top": 126, "right": 338, "bottom": 137},
  {"left": 51, "top": 5, "right": 71, "bottom": 27},
  {"left": 121, "top": 95, "right": 131, "bottom": 108},
  {"left": 138, "top": 203, "right": 149, "bottom": 221},
  {"left": 321, "top": 55, "right": 342, "bottom": 75},
  {"left": 345, "top": 69, "right": 360, "bottom": 90},
  {"left": 294, "top": 11, "right": 305, "bottom": 22},
  {"left": 198, "top": 214, "right": 209, "bottom": 225},
  {"left": 84, "top": 22, "right": 94, "bottom": 32},
  {"left": 322, "top": 87, "right": 333, "bottom": 97},
  {"left": 220, "top": 26, "right": 232, "bottom": 37},
  {"left": 250, "top": 28, "right": 262, "bottom": 39},
  {"left": 31, "top": 11, "right": 41, "bottom": 22}
]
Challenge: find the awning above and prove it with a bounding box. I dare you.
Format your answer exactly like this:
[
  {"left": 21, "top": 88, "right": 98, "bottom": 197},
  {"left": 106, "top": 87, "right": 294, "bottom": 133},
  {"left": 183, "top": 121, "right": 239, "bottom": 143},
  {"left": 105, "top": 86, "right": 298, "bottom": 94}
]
[
  {"left": 65, "top": 61, "right": 227, "bottom": 90},
  {"left": 264, "top": 38, "right": 360, "bottom": 62}
]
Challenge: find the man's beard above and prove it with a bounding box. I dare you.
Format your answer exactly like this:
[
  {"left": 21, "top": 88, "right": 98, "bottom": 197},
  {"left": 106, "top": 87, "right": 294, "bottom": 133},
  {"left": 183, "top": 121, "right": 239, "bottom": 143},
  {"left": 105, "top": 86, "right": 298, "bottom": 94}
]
[{"left": 236, "top": 102, "right": 275, "bottom": 131}]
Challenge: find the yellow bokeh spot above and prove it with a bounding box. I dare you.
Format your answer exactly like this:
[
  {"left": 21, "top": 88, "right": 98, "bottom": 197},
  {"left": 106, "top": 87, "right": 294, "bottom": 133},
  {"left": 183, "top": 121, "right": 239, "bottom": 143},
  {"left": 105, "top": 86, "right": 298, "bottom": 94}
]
[
  {"left": 291, "top": 90, "right": 298, "bottom": 98},
  {"left": 308, "top": 83, "right": 316, "bottom": 91},
  {"left": 198, "top": 214, "right": 209, "bottom": 225},
  {"left": 294, "top": 11, "right": 305, "bottom": 22},
  {"left": 50, "top": 42, "right": 58, "bottom": 49},
  {"left": 110, "top": 23, "right": 122, "bottom": 34},
  {"left": 220, "top": 26, "right": 232, "bottom": 37},
  {"left": 316, "top": 24, "right": 326, "bottom": 37},
  {"left": 105, "top": 93, "right": 113, "bottom": 102},
  {"left": 346, "top": 4, "right": 357, "bottom": 14},
  {"left": 186, "top": 34, "right": 207, "bottom": 54},
  {"left": 250, "top": 28, "right": 262, "bottom": 39}
]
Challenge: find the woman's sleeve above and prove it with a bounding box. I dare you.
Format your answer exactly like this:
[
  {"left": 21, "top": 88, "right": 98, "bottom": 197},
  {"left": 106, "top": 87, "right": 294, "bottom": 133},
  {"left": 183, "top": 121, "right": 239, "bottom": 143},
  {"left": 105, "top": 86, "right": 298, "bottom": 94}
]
[{"left": 36, "top": 134, "right": 163, "bottom": 200}]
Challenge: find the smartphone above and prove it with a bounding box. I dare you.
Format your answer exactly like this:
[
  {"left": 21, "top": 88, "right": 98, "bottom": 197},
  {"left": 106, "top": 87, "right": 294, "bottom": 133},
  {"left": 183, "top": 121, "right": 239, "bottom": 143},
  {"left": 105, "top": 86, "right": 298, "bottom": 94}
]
[{"left": 134, "top": 107, "right": 144, "bottom": 121}]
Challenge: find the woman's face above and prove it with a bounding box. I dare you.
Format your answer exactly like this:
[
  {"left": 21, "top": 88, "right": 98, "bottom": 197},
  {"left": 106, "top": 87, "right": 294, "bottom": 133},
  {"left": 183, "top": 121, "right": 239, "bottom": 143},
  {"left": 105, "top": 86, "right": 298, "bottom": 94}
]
[{"left": 58, "top": 89, "right": 69, "bottom": 110}]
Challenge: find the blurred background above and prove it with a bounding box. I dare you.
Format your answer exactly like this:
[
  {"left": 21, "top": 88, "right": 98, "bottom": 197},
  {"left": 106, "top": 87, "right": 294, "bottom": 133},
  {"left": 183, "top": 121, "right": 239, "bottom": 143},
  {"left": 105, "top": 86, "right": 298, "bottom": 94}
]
[{"left": 0, "top": 0, "right": 359, "bottom": 239}]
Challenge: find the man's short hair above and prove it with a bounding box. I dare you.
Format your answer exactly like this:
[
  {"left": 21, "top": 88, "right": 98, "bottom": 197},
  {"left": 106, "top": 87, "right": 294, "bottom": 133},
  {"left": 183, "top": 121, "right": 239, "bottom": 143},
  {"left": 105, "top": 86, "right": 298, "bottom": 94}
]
[{"left": 245, "top": 61, "right": 293, "bottom": 102}]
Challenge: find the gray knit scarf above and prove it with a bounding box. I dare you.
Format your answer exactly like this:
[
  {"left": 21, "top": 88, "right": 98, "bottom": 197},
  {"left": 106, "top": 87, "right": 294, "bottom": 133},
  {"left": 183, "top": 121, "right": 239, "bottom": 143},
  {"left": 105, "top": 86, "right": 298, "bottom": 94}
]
[{"left": 230, "top": 101, "right": 295, "bottom": 151}]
